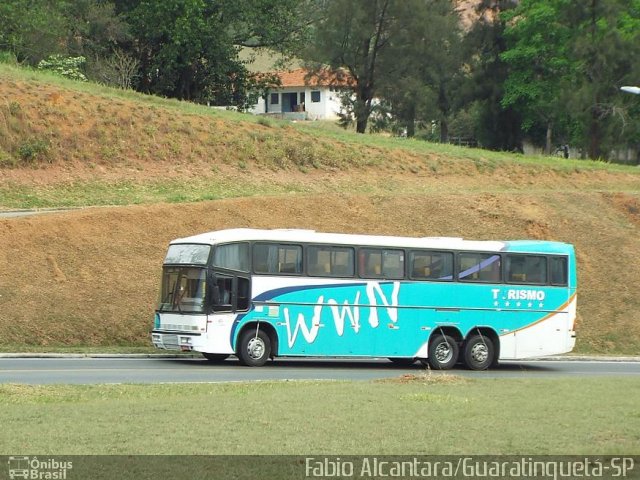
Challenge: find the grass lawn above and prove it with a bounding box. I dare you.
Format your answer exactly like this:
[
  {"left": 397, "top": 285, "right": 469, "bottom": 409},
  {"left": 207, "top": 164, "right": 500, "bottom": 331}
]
[{"left": 1, "top": 375, "right": 639, "bottom": 455}]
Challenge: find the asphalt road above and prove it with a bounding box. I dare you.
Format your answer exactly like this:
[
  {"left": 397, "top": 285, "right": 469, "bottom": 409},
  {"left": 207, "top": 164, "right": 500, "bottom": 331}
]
[{"left": 1, "top": 357, "right": 639, "bottom": 384}]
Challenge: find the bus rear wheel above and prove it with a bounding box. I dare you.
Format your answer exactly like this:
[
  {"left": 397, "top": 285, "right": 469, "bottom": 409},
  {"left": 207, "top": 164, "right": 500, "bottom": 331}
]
[
  {"left": 237, "top": 329, "right": 271, "bottom": 367},
  {"left": 424, "top": 334, "right": 459, "bottom": 370},
  {"left": 463, "top": 334, "right": 494, "bottom": 370},
  {"left": 202, "top": 353, "right": 229, "bottom": 362}
]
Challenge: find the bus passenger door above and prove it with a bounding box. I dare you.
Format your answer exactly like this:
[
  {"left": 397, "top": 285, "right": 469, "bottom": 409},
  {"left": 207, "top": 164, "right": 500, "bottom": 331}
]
[
  {"left": 206, "top": 273, "right": 250, "bottom": 354},
  {"left": 210, "top": 273, "right": 250, "bottom": 313}
]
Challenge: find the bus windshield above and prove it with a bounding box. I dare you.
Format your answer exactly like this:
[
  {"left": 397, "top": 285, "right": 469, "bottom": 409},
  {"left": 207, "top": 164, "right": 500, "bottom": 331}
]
[
  {"left": 158, "top": 267, "right": 207, "bottom": 313},
  {"left": 164, "top": 244, "right": 210, "bottom": 265}
]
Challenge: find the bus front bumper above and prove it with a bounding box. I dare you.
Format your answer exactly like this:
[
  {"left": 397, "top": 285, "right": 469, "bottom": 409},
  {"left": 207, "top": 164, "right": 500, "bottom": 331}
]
[{"left": 151, "top": 331, "right": 202, "bottom": 352}]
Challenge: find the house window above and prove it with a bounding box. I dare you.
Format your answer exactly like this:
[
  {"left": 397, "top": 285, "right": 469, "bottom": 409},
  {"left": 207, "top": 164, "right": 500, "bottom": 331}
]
[
  {"left": 311, "top": 91, "right": 321, "bottom": 103},
  {"left": 270, "top": 93, "right": 279, "bottom": 105}
]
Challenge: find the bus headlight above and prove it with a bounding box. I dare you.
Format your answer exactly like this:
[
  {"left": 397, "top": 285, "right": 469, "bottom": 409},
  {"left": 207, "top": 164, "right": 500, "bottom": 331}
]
[{"left": 180, "top": 337, "right": 193, "bottom": 351}]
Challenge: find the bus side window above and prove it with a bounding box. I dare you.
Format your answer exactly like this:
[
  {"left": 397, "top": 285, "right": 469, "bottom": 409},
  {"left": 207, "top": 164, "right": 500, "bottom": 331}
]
[
  {"left": 308, "top": 245, "right": 354, "bottom": 277},
  {"left": 236, "top": 277, "right": 250, "bottom": 311},
  {"left": 253, "top": 243, "right": 302, "bottom": 275},
  {"left": 359, "top": 248, "right": 404, "bottom": 279},
  {"left": 410, "top": 251, "right": 453, "bottom": 281},
  {"left": 359, "top": 248, "right": 382, "bottom": 278},
  {"left": 549, "top": 256, "right": 568, "bottom": 285},
  {"left": 213, "top": 243, "right": 250, "bottom": 272},
  {"left": 506, "top": 255, "right": 547, "bottom": 284},
  {"left": 459, "top": 253, "right": 501, "bottom": 282},
  {"left": 212, "top": 276, "right": 233, "bottom": 312}
]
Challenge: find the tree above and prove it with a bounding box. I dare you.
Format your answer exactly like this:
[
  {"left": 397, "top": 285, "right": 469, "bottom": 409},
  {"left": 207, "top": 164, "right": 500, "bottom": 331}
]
[
  {"left": 501, "top": 0, "right": 574, "bottom": 154},
  {"left": 567, "top": 0, "right": 640, "bottom": 159},
  {"left": 0, "top": 0, "right": 131, "bottom": 84},
  {"left": 61, "top": 0, "right": 133, "bottom": 86},
  {"left": 93, "top": 48, "right": 140, "bottom": 89},
  {"left": 305, "top": 0, "right": 396, "bottom": 133},
  {"left": 462, "top": 0, "right": 524, "bottom": 152},
  {"left": 122, "top": 0, "right": 309, "bottom": 106},
  {"left": 380, "top": 0, "right": 464, "bottom": 140},
  {"left": 64, "top": 0, "right": 131, "bottom": 58},
  {"left": 501, "top": 0, "right": 640, "bottom": 159},
  {"left": 0, "top": 0, "right": 69, "bottom": 64}
]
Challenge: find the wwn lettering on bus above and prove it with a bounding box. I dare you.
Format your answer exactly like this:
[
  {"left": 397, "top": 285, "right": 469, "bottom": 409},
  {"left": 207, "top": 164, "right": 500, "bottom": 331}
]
[{"left": 283, "top": 282, "right": 400, "bottom": 347}]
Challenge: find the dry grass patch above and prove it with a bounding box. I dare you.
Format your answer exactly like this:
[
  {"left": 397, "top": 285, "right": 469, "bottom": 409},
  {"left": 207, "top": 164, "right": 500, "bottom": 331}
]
[{"left": 375, "top": 371, "right": 470, "bottom": 386}]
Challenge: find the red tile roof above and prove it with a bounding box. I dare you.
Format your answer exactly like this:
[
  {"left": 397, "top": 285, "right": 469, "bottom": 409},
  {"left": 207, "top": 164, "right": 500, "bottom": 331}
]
[{"left": 275, "top": 68, "right": 354, "bottom": 88}]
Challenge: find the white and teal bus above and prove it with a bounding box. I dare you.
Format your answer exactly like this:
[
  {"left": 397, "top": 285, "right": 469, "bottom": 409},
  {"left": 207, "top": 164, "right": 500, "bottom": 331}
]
[{"left": 152, "top": 228, "right": 576, "bottom": 370}]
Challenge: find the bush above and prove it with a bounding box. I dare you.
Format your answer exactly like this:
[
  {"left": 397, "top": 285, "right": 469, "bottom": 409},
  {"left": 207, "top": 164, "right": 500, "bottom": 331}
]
[
  {"left": 0, "top": 51, "right": 18, "bottom": 65},
  {"left": 256, "top": 116, "right": 274, "bottom": 128},
  {"left": 17, "top": 138, "right": 50, "bottom": 163},
  {"left": 37, "top": 55, "right": 88, "bottom": 82},
  {"left": 0, "top": 148, "right": 17, "bottom": 167}
]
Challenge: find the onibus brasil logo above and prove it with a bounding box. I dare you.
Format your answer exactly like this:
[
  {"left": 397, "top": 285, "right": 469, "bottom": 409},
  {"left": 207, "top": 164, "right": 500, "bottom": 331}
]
[{"left": 7, "top": 457, "right": 72, "bottom": 479}]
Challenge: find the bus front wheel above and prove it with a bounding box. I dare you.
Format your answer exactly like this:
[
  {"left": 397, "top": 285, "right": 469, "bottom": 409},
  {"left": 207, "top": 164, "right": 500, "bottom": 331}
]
[
  {"left": 463, "top": 334, "right": 494, "bottom": 370},
  {"left": 424, "top": 334, "right": 459, "bottom": 370},
  {"left": 237, "top": 329, "right": 271, "bottom": 367}
]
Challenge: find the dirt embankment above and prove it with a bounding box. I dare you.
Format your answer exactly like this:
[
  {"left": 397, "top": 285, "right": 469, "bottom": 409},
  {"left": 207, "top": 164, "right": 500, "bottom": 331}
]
[
  {"left": 1, "top": 192, "right": 639, "bottom": 353},
  {"left": 1, "top": 65, "right": 639, "bottom": 353}
]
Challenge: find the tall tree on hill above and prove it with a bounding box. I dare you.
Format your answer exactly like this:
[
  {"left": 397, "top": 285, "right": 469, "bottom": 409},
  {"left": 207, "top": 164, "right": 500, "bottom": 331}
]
[
  {"left": 501, "top": 0, "right": 640, "bottom": 159},
  {"left": 118, "top": 0, "right": 309, "bottom": 105},
  {"left": 379, "top": 0, "right": 464, "bottom": 140},
  {"left": 0, "top": 0, "right": 133, "bottom": 87},
  {"left": 463, "top": 0, "right": 523, "bottom": 152},
  {"left": 305, "top": 0, "right": 397, "bottom": 133},
  {"left": 62, "top": 0, "right": 133, "bottom": 87},
  {"left": 0, "top": 0, "right": 69, "bottom": 64},
  {"left": 567, "top": 0, "right": 640, "bottom": 159},
  {"left": 500, "top": 0, "right": 575, "bottom": 154}
]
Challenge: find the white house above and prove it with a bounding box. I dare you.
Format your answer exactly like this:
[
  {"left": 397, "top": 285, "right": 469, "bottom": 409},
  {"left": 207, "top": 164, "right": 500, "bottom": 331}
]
[{"left": 249, "top": 68, "right": 352, "bottom": 121}]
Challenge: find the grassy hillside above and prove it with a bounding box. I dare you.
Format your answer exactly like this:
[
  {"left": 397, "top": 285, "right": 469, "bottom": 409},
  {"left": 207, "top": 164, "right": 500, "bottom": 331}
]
[{"left": 0, "top": 63, "right": 639, "bottom": 354}]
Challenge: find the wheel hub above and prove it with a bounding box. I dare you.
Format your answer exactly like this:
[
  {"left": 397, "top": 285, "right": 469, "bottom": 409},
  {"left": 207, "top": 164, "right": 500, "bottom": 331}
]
[
  {"left": 247, "top": 337, "right": 265, "bottom": 360},
  {"left": 470, "top": 343, "right": 488, "bottom": 363},
  {"left": 435, "top": 342, "right": 453, "bottom": 363}
]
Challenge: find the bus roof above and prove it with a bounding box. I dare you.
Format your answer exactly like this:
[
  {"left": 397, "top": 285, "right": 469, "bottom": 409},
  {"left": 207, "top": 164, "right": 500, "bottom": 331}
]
[{"left": 171, "top": 228, "right": 574, "bottom": 255}]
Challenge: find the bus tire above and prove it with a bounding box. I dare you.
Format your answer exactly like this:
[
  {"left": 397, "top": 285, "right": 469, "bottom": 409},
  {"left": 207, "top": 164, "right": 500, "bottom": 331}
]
[
  {"left": 425, "top": 334, "right": 459, "bottom": 370},
  {"left": 463, "top": 334, "right": 494, "bottom": 371},
  {"left": 202, "top": 353, "right": 229, "bottom": 362},
  {"left": 237, "top": 329, "right": 271, "bottom": 367}
]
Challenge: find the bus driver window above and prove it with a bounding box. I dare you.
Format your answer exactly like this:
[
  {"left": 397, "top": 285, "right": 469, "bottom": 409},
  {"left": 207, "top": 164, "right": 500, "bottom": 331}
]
[{"left": 212, "top": 276, "right": 233, "bottom": 312}]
